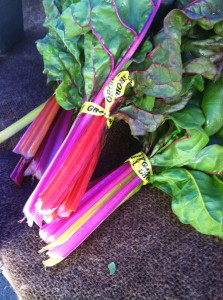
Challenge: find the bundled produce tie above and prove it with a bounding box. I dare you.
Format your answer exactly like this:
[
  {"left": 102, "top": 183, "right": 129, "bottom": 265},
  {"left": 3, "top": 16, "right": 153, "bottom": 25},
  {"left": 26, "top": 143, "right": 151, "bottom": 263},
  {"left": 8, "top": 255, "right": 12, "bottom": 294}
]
[
  {"left": 127, "top": 152, "right": 153, "bottom": 185},
  {"left": 80, "top": 71, "right": 134, "bottom": 128}
]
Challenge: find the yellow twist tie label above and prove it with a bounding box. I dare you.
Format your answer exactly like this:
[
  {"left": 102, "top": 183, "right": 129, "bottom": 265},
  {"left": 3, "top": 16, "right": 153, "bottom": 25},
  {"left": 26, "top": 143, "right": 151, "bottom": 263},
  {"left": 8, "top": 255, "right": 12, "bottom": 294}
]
[
  {"left": 80, "top": 102, "right": 114, "bottom": 128},
  {"left": 80, "top": 71, "right": 134, "bottom": 128},
  {"left": 128, "top": 152, "right": 153, "bottom": 185}
]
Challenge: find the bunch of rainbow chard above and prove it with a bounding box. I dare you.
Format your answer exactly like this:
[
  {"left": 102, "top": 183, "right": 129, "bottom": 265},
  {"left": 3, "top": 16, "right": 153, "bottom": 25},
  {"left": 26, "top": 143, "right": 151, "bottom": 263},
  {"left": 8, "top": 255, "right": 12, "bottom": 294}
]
[
  {"left": 35, "top": 0, "right": 223, "bottom": 265},
  {"left": 0, "top": 0, "right": 223, "bottom": 266},
  {"left": 26, "top": 0, "right": 223, "bottom": 226}
]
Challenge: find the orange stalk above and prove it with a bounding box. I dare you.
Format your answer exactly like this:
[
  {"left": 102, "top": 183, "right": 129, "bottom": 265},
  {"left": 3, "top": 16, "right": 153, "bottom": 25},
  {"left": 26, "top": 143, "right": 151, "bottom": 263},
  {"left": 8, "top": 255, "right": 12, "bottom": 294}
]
[{"left": 13, "top": 95, "right": 60, "bottom": 158}]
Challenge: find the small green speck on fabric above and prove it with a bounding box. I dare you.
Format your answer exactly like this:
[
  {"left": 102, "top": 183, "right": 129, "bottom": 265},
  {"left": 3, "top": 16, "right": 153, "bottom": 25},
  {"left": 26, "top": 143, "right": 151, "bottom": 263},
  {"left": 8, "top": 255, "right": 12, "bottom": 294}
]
[{"left": 108, "top": 262, "right": 116, "bottom": 275}]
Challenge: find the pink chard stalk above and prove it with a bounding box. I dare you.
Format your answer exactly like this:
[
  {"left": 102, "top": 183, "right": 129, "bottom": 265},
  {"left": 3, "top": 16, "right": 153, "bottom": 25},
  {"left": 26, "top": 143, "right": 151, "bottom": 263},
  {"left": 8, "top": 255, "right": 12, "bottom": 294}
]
[{"left": 39, "top": 161, "right": 143, "bottom": 267}]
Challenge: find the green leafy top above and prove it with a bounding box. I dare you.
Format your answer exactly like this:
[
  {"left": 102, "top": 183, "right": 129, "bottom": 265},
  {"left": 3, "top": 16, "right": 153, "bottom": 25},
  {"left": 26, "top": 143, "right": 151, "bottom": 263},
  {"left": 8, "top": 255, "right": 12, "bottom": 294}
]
[
  {"left": 115, "top": 0, "right": 223, "bottom": 137},
  {"left": 37, "top": 0, "right": 160, "bottom": 109}
]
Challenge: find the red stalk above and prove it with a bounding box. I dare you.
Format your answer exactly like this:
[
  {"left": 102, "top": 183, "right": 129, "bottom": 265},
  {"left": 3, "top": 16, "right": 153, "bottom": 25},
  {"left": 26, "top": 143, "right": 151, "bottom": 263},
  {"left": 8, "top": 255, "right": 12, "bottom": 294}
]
[
  {"left": 37, "top": 116, "right": 106, "bottom": 213},
  {"left": 58, "top": 135, "right": 103, "bottom": 215}
]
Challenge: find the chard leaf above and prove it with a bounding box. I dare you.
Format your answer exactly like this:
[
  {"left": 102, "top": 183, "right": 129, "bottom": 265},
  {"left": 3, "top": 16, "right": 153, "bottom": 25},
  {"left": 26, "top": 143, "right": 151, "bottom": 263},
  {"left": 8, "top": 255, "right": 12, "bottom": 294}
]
[
  {"left": 36, "top": 33, "right": 82, "bottom": 89},
  {"left": 167, "top": 106, "right": 205, "bottom": 129},
  {"left": 186, "top": 145, "right": 223, "bottom": 174},
  {"left": 131, "top": 35, "right": 183, "bottom": 99},
  {"left": 83, "top": 33, "right": 110, "bottom": 100},
  {"left": 131, "top": 0, "right": 223, "bottom": 100},
  {"left": 150, "top": 128, "right": 209, "bottom": 167},
  {"left": 37, "top": 32, "right": 84, "bottom": 109},
  {"left": 61, "top": 0, "right": 153, "bottom": 64},
  {"left": 43, "top": 0, "right": 64, "bottom": 23},
  {"left": 151, "top": 89, "right": 192, "bottom": 114},
  {"left": 181, "top": 74, "right": 204, "bottom": 94},
  {"left": 151, "top": 168, "right": 223, "bottom": 238},
  {"left": 115, "top": 105, "right": 165, "bottom": 136},
  {"left": 183, "top": 0, "right": 223, "bottom": 30},
  {"left": 150, "top": 122, "right": 184, "bottom": 156},
  {"left": 150, "top": 106, "right": 209, "bottom": 167},
  {"left": 114, "top": 0, "right": 154, "bottom": 34},
  {"left": 135, "top": 96, "right": 155, "bottom": 112},
  {"left": 184, "top": 57, "right": 218, "bottom": 80},
  {"left": 202, "top": 75, "right": 223, "bottom": 136},
  {"left": 55, "top": 77, "right": 83, "bottom": 109},
  {"left": 124, "top": 40, "right": 153, "bottom": 71},
  {"left": 182, "top": 36, "right": 223, "bottom": 64},
  {"left": 214, "top": 22, "right": 223, "bottom": 37}
]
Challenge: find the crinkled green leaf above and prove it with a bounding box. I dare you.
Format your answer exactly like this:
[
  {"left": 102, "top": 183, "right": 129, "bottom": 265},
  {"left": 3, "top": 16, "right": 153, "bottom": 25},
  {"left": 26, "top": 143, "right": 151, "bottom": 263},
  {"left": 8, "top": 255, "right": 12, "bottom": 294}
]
[
  {"left": 131, "top": 1, "right": 223, "bottom": 101},
  {"left": 183, "top": 0, "right": 223, "bottom": 30},
  {"left": 62, "top": 0, "right": 143, "bottom": 64},
  {"left": 186, "top": 145, "right": 223, "bottom": 174},
  {"left": 37, "top": 33, "right": 82, "bottom": 89},
  {"left": 151, "top": 90, "right": 193, "bottom": 114},
  {"left": 184, "top": 57, "right": 218, "bottom": 80},
  {"left": 37, "top": 32, "right": 84, "bottom": 109},
  {"left": 115, "top": 105, "right": 165, "bottom": 136},
  {"left": 116, "top": 89, "right": 199, "bottom": 137},
  {"left": 83, "top": 33, "right": 110, "bottom": 100},
  {"left": 182, "top": 36, "right": 223, "bottom": 64},
  {"left": 115, "top": 0, "right": 154, "bottom": 34},
  {"left": 42, "top": 1, "right": 85, "bottom": 65},
  {"left": 131, "top": 35, "right": 183, "bottom": 98},
  {"left": 150, "top": 128, "right": 209, "bottom": 167},
  {"left": 39, "top": 0, "right": 223, "bottom": 113},
  {"left": 214, "top": 21, "right": 223, "bottom": 37},
  {"left": 150, "top": 168, "right": 223, "bottom": 238},
  {"left": 150, "top": 121, "right": 184, "bottom": 156},
  {"left": 55, "top": 77, "right": 83, "bottom": 109},
  {"left": 134, "top": 96, "right": 155, "bottom": 112},
  {"left": 43, "top": 0, "right": 64, "bottom": 23},
  {"left": 131, "top": 41, "right": 152, "bottom": 64},
  {"left": 202, "top": 75, "right": 223, "bottom": 136},
  {"left": 150, "top": 106, "right": 208, "bottom": 167},
  {"left": 167, "top": 106, "right": 205, "bottom": 130},
  {"left": 124, "top": 40, "right": 153, "bottom": 72},
  {"left": 181, "top": 74, "right": 204, "bottom": 94}
]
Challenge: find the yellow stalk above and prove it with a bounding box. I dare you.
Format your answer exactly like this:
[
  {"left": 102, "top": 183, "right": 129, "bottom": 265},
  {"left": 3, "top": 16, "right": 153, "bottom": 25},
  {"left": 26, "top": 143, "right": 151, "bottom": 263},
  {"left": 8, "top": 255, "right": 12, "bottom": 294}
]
[
  {"left": 43, "top": 257, "right": 63, "bottom": 267},
  {"left": 40, "top": 172, "right": 135, "bottom": 252}
]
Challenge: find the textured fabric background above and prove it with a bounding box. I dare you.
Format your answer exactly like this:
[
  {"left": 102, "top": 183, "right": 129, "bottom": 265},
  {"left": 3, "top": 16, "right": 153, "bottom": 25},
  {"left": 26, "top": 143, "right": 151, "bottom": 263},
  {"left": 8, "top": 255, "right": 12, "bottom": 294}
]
[{"left": 0, "top": 1, "right": 223, "bottom": 299}]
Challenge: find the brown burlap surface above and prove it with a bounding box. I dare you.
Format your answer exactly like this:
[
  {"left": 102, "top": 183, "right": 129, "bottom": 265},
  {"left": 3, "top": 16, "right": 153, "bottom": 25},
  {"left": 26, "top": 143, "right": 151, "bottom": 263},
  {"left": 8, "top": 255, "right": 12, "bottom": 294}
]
[{"left": 0, "top": 1, "right": 223, "bottom": 299}]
